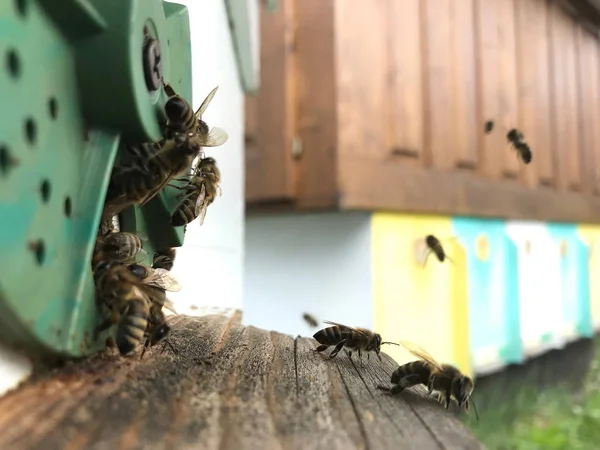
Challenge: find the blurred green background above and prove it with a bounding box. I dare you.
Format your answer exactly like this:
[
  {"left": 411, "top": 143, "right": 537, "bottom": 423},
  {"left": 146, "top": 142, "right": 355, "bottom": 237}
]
[{"left": 466, "top": 338, "right": 600, "bottom": 450}]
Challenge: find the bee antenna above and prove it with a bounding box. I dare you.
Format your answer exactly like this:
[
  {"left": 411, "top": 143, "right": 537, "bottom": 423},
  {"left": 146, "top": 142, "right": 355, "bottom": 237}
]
[
  {"left": 470, "top": 396, "right": 480, "bottom": 421},
  {"left": 381, "top": 341, "right": 400, "bottom": 346}
]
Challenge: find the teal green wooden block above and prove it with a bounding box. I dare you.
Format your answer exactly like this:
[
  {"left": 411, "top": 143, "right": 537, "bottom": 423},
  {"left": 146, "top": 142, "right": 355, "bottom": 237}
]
[{"left": 0, "top": 0, "right": 191, "bottom": 358}]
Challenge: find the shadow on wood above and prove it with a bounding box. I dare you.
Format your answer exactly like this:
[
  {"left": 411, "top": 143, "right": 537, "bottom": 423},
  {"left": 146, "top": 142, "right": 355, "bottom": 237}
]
[{"left": 0, "top": 314, "right": 484, "bottom": 450}]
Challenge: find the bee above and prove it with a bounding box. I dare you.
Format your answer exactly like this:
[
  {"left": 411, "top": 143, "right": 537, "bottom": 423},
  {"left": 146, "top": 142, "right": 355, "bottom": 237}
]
[
  {"left": 163, "top": 83, "right": 229, "bottom": 148},
  {"left": 93, "top": 231, "right": 147, "bottom": 265},
  {"left": 312, "top": 321, "right": 398, "bottom": 360},
  {"left": 484, "top": 120, "right": 494, "bottom": 134},
  {"left": 424, "top": 234, "right": 454, "bottom": 265},
  {"left": 126, "top": 263, "right": 180, "bottom": 314},
  {"left": 506, "top": 128, "right": 532, "bottom": 164},
  {"left": 152, "top": 248, "right": 176, "bottom": 271},
  {"left": 377, "top": 341, "right": 479, "bottom": 420},
  {"left": 102, "top": 135, "right": 204, "bottom": 220},
  {"left": 140, "top": 303, "right": 177, "bottom": 360},
  {"left": 93, "top": 260, "right": 151, "bottom": 356},
  {"left": 303, "top": 313, "right": 319, "bottom": 328},
  {"left": 170, "top": 157, "right": 222, "bottom": 227}
]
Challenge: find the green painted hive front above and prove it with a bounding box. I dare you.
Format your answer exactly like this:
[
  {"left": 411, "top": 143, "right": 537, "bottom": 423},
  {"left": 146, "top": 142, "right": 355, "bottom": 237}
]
[{"left": 0, "top": 0, "right": 192, "bottom": 358}]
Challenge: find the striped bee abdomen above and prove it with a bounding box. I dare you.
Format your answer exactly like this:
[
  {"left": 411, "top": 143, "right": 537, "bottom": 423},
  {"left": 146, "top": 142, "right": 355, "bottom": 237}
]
[
  {"left": 116, "top": 298, "right": 148, "bottom": 355},
  {"left": 171, "top": 189, "right": 201, "bottom": 226},
  {"left": 313, "top": 326, "right": 347, "bottom": 345},
  {"left": 391, "top": 360, "right": 432, "bottom": 387}
]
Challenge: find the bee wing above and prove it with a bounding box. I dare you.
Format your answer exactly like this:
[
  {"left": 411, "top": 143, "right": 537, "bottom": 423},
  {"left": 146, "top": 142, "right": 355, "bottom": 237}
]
[
  {"left": 322, "top": 321, "right": 368, "bottom": 335},
  {"left": 195, "top": 86, "right": 219, "bottom": 117},
  {"left": 399, "top": 340, "right": 444, "bottom": 372},
  {"left": 163, "top": 299, "right": 179, "bottom": 315},
  {"left": 201, "top": 127, "right": 229, "bottom": 148},
  {"left": 143, "top": 268, "right": 182, "bottom": 292},
  {"left": 194, "top": 183, "right": 207, "bottom": 216}
]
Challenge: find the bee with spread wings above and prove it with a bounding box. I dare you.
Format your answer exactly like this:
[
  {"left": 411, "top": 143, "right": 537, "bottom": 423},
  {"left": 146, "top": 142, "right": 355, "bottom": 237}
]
[
  {"left": 312, "top": 321, "right": 398, "bottom": 360},
  {"left": 378, "top": 341, "right": 478, "bottom": 419}
]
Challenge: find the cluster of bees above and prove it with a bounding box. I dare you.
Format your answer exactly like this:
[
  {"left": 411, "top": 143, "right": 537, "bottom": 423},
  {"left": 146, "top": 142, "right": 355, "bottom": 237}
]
[{"left": 91, "top": 80, "right": 228, "bottom": 358}]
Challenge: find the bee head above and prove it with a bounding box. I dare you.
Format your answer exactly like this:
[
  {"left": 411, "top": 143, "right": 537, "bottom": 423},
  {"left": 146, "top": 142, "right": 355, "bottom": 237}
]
[
  {"left": 506, "top": 128, "right": 522, "bottom": 142},
  {"left": 93, "top": 260, "right": 114, "bottom": 279},
  {"left": 165, "top": 97, "right": 187, "bottom": 121},
  {"left": 369, "top": 333, "right": 383, "bottom": 353},
  {"left": 425, "top": 235, "right": 437, "bottom": 248},
  {"left": 150, "top": 322, "right": 171, "bottom": 346},
  {"left": 451, "top": 375, "right": 474, "bottom": 407}
]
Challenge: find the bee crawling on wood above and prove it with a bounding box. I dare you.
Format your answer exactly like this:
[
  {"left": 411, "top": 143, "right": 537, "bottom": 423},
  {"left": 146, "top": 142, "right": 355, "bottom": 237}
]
[
  {"left": 312, "top": 321, "right": 399, "bottom": 361},
  {"left": 423, "top": 234, "right": 454, "bottom": 266},
  {"left": 377, "top": 341, "right": 479, "bottom": 420},
  {"left": 303, "top": 313, "right": 319, "bottom": 328}
]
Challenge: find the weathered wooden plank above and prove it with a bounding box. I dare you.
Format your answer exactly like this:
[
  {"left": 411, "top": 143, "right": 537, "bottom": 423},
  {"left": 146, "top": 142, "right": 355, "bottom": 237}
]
[{"left": 0, "top": 315, "right": 484, "bottom": 450}]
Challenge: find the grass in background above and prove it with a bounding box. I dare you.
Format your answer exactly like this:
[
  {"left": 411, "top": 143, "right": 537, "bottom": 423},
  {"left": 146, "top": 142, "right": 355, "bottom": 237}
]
[{"left": 465, "top": 347, "right": 600, "bottom": 450}]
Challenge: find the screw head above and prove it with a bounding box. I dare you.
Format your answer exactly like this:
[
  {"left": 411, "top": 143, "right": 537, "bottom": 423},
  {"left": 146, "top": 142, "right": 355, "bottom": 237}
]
[{"left": 143, "top": 37, "right": 162, "bottom": 91}]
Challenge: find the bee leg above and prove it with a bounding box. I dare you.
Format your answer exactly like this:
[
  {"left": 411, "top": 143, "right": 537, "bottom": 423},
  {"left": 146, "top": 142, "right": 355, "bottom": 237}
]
[
  {"left": 140, "top": 341, "right": 149, "bottom": 360},
  {"left": 427, "top": 376, "right": 436, "bottom": 394},
  {"left": 445, "top": 391, "right": 451, "bottom": 410},
  {"left": 376, "top": 385, "right": 392, "bottom": 393},
  {"left": 377, "top": 353, "right": 382, "bottom": 362},
  {"left": 346, "top": 350, "right": 353, "bottom": 359},
  {"left": 388, "top": 384, "right": 405, "bottom": 396},
  {"left": 329, "top": 340, "right": 347, "bottom": 359},
  {"left": 313, "top": 345, "right": 329, "bottom": 353}
]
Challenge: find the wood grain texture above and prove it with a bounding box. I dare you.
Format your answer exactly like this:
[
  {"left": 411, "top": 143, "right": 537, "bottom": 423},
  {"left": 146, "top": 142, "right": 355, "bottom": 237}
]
[
  {"left": 245, "top": 0, "right": 600, "bottom": 220},
  {"left": 0, "top": 315, "right": 484, "bottom": 450}
]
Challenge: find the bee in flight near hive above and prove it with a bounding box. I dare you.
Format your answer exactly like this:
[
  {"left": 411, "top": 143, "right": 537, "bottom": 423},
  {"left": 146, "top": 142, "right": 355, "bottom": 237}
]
[
  {"left": 152, "top": 248, "right": 177, "bottom": 271},
  {"left": 163, "top": 83, "right": 229, "bottom": 149},
  {"left": 484, "top": 120, "right": 494, "bottom": 134},
  {"left": 312, "top": 321, "right": 398, "bottom": 360},
  {"left": 169, "top": 156, "right": 222, "bottom": 227},
  {"left": 377, "top": 341, "right": 478, "bottom": 420},
  {"left": 423, "top": 234, "right": 454, "bottom": 266},
  {"left": 506, "top": 128, "right": 532, "bottom": 164},
  {"left": 303, "top": 313, "right": 319, "bottom": 328}
]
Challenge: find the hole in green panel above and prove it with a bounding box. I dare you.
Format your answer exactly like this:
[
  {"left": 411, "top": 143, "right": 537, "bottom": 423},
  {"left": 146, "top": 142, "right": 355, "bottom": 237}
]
[
  {"left": 6, "top": 49, "right": 21, "bottom": 78},
  {"left": 15, "top": 0, "right": 28, "bottom": 18},
  {"left": 40, "top": 179, "right": 51, "bottom": 203},
  {"left": 64, "top": 196, "right": 72, "bottom": 217},
  {"left": 25, "top": 118, "right": 37, "bottom": 145},
  {"left": 48, "top": 98, "right": 58, "bottom": 120},
  {"left": 0, "top": 146, "right": 9, "bottom": 174},
  {"left": 29, "top": 240, "right": 46, "bottom": 265}
]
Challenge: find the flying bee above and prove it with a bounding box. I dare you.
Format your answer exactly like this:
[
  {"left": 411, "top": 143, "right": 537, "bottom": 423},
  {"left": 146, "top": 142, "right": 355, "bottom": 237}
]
[
  {"left": 312, "top": 321, "right": 399, "bottom": 360},
  {"left": 102, "top": 134, "right": 203, "bottom": 220},
  {"left": 93, "top": 260, "right": 151, "bottom": 356},
  {"left": 377, "top": 341, "right": 479, "bottom": 420},
  {"left": 303, "top": 313, "right": 319, "bottom": 328},
  {"left": 163, "top": 83, "right": 229, "bottom": 148},
  {"left": 506, "top": 128, "right": 532, "bottom": 164},
  {"left": 484, "top": 120, "right": 494, "bottom": 134},
  {"left": 169, "top": 157, "right": 222, "bottom": 227},
  {"left": 152, "top": 248, "right": 176, "bottom": 271},
  {"left": 423, "top": 234, "right": 454, "bottom": 266},
  {"left": 93, "top": 231, "right": 147, "bottom": 266}
]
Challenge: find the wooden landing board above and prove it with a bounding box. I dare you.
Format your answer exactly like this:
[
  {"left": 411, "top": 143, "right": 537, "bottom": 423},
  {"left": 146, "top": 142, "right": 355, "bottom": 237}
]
[{"left": 0, "top": 314, "right": 484, "bottom": 450}]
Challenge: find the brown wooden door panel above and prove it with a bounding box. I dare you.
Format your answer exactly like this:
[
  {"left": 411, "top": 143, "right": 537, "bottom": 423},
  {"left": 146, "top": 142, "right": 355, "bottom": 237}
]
[
  {"left": 450, "top": 0, "right": 479, "bottom": 170},
  {"left": 335, "top": 0, "right": 387, "bottom": 162},
  {"left": 387, "top": 0, "right": 425, "bottom": 163},
  {"left": 550, "top": 6, "right": 582, "bottom": 192},
  {"left": 245, "top": 0, "right": 600, "bottom": 221},
  {"left": 577, "top": 28, "right": 600, "bottom": 195},
  {"left": 245, "top": 0, "right": 297, "bottom": 203}
]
